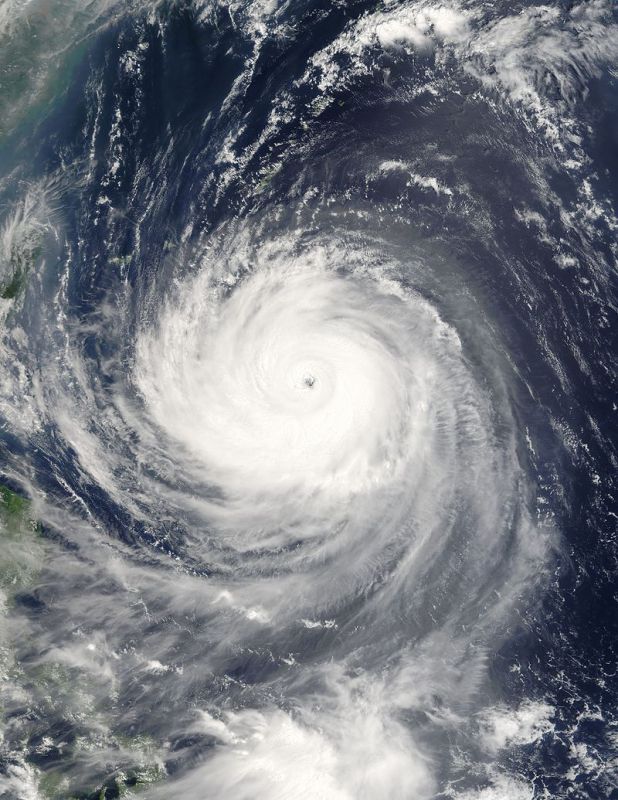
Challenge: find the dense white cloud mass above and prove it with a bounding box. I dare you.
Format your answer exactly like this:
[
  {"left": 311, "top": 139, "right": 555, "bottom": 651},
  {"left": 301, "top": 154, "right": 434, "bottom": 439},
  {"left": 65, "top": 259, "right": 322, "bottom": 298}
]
[{"left": 0, "top": 0, "right": 615, "bottom": 798}]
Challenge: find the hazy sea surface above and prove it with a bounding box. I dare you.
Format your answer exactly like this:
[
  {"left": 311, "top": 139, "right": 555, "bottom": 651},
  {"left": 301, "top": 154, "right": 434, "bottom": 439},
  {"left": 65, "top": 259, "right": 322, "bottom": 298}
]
[{"left": 0, "top": 1, "right": 616, "bottom": 798}]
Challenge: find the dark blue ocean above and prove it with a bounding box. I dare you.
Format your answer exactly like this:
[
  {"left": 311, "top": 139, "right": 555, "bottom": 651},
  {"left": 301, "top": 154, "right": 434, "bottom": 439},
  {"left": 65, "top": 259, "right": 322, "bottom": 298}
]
[{"left": 0, "top": 2, "right": 616, "bottom": 798}]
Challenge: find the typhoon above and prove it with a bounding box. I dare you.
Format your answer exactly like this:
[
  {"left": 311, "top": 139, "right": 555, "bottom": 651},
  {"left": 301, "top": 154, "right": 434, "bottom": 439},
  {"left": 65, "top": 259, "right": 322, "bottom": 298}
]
[{"left": 0, "top": 1, "right": 616, "bottom": 799}]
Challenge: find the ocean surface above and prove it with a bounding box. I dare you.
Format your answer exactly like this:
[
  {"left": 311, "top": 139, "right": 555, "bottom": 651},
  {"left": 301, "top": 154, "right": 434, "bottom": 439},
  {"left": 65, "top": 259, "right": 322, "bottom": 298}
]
[{"left": 0, "top": 1, "right": 616, "bottom": 798}]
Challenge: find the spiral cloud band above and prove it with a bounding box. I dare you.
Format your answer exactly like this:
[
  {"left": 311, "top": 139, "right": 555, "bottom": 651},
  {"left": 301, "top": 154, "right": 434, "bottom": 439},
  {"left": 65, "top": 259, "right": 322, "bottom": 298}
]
[
  {"left": 1, "top": 1, "right": 616, "bottom": 798},
  {"left": 127, "top": 235, "right": 538, "bottom": 627},
  {"left": 131, "top": 238, "right": 542, "bottom": 800}
]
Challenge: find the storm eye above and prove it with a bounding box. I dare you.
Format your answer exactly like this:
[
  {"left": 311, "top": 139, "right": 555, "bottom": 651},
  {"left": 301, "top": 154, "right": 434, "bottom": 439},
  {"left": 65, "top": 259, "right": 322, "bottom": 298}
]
[{"left": 304, "top": 375, "right": 316, "bottom": 388}]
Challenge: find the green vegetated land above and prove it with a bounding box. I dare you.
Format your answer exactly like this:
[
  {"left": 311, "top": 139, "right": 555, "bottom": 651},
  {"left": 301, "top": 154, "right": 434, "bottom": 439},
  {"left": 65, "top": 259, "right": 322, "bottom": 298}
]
[
  {"left": 0, "top": 482, "right": 42, "bottom": 593},
  {"left": 0, "top": 225, "right": 41, "bottom": 302},
  {"left": 39, "top": 752, "right": 166, "bottom": 800},
  {"left": 0, "top": 483, "right": 165, "bottom": 798}
]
